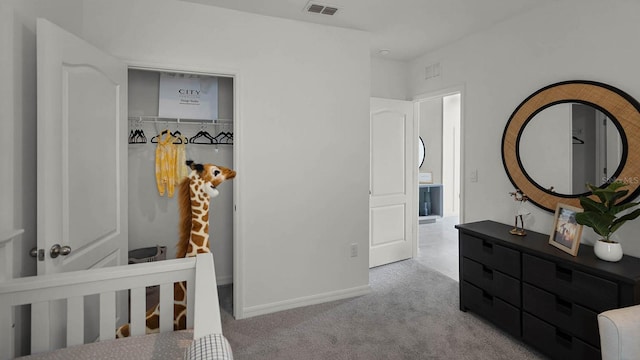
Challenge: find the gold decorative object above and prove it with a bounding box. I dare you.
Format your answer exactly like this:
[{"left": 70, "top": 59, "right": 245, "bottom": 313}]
[{"left": 509, "top": 189, "right": 530, "bottom": 236}]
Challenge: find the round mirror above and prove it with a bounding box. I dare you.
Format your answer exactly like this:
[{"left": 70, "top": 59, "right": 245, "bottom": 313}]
[
  {"left": 519, "top": 103, "right": 623, "bottom": 195},
  {"left": 419, "top": 137, "right": 425, "bottom": 168},
  {"left": 502, "top": 80, "right": 640, "bottom": 212}
]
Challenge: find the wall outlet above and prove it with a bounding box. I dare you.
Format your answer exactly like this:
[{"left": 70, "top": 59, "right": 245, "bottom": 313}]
[{"left": 350, "top": 243, "right": 358, "bottom": 257}]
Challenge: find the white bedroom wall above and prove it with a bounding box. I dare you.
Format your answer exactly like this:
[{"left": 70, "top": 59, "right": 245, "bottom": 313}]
[
  {"left": 408, "top": 0, "right": 640, "bottom": 256},
  {"left": 419, "top": 99, "right": 443, "bottom": 184},
  {"left": 371, "top": 57, "right": 409, "bottom": 100},
  {"left": 80, "top": 0, "right": 371, "bottom": 317}
]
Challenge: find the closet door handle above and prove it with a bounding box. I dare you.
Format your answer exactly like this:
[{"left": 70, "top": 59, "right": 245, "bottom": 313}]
[
  {"left": 29, "top": 247, "right": 45, "bottom": 261},
  {"left": 50, "top": 244, "right": 72, "bottom": 258}
]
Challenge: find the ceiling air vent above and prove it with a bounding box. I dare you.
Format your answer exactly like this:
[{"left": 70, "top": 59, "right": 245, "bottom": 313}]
[{"left": 305, "top": 2, "right": 339, "bottom": 16}]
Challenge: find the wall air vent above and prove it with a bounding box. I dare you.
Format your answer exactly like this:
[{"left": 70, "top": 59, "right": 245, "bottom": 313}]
[{"left": 305, "top": 2, "right": 339, "bottom": 16}]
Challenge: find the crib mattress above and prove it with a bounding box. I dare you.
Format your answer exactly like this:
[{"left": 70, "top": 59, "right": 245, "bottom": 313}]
[{"left": 18, "top": 330, "right": 194, "bottom": 360}]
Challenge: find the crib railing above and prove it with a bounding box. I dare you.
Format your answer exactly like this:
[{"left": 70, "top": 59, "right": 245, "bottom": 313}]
[{"left": 0, "top": 252, "right": 220, "bottom": 359}]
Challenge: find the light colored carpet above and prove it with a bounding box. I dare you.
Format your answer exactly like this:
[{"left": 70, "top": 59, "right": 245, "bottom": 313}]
[
  {"left": 417, "top": 216, "right": 460, "bottom": 281},
  {"left": 219, "top": 259, "right": 545, "bottom": 360}
]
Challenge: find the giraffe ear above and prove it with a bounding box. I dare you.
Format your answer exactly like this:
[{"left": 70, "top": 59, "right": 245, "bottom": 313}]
[{"left": 186, "top": 160, "right": 204, "bottom": 172}]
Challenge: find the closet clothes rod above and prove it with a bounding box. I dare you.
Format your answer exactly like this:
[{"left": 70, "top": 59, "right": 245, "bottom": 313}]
[{"left": 128, "top": 116, "right": 233, "bottom": 125}]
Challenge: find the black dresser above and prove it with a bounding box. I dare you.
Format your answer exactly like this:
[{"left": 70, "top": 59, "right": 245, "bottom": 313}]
[{"left": 456, "top": 220, "right": 640, "bottom": 360}]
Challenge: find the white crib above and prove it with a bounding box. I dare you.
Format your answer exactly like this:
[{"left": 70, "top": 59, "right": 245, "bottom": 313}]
[{"left": 0, "top": 252, "right": 228, "bottom": 359}]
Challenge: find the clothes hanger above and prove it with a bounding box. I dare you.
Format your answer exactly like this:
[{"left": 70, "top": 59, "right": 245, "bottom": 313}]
[
  {"left": 572, "top": 135, "right": 584, "bottom": 145},
  {"left": 128, "top": 118, "right": 148, "bottom": 144},
  {"left": 172, "top": 127, "right": 184, "bottom": 144},
  {"left": 151, "top": 128, "right": 170, "bottom": 143},
  {"left": 213, "top": 131, "right": 228, "bottom": 143},
  {"left": 128, "top": 128, "right": 136, "bottom": 144},
  {"left": 189, "top": 124, "right": 217, "bottom": 145},
  {"left": 134, "top": 129, "right": 147, "bottom": 144},
  {"left": 190, "top": 130, "right": 217, "bottom": 144}
]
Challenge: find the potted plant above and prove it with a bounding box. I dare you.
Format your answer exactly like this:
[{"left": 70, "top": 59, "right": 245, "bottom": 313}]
[{"left": 575, "top": 181, "right": 640, "bottom": 262}]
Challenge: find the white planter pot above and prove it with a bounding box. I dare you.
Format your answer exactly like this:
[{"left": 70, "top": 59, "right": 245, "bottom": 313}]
[{"left": 594, "top": 240, "right": 623, "bottom": 262}]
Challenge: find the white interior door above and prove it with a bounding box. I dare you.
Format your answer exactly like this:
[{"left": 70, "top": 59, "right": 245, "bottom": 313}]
[
  {"left": 369, "top": 98, "right": 416, "bottom": 268},
  {"left": 35, "top": 18, "right": 127, "bottom": 350}
]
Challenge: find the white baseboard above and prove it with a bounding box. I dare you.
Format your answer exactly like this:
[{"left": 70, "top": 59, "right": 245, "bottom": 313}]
[{"left": 239, "top": 284, "right": 371, "bottom": 319}]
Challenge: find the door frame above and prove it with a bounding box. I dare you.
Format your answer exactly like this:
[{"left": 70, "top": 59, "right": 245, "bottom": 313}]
[
  {"left": 125, "top": 60, "right": 244, "bottom": 319},
  {"left": 413, "top": 84, "right": 466, "bottom": 223}
]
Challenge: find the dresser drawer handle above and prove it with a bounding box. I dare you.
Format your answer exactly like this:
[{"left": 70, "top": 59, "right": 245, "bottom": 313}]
[
  {"left": 482, "top": 266, "right": 493, "bottom": 279},
  {"left": 555, "top": 265, "right": 573, "bottom": 282},
  {"left": 555, "top": 328, "right": 573, "bottom": 348},
  {"left": 482, "top": 290, "right": 493, "bottom": 304},
  {"left": 482, "top": 240, "right": 493, "bottom": 253},
  {"left": 555, "top": 296, "right": 573, "bottom": 315}
]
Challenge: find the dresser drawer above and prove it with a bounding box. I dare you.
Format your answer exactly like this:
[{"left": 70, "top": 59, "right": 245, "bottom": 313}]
[
  {"left": 523, "top": 312, "right": 600, "bottom": 360},
  {"left": 460, "top": 234, "right": 521, "bottom": 278},
  {"left": 523, "top": 283, "right": 599, "bottom": 347},
  {"left": 523, "top": 254, "right": 618, "bottom": 312},
  {"left": 462, "top": 257, "right": 520, "bottom": 306},
  {"left": 462, "top": 281, "right": 520, "bottom": 336}
]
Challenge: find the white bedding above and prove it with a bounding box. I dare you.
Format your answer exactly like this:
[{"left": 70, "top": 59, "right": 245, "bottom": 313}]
[{"left": 18, "top": 330, "right": 194, "bottom": 360}]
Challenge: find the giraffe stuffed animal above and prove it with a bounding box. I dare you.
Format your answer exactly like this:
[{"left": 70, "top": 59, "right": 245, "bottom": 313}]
[{"left": 116, "top": 160, "right": 236, "bottom": 338}]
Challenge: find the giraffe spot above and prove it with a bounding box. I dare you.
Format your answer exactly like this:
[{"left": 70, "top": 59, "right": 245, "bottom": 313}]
[
  {"left": 146, "top": 313, "right": 159, "bottom": 330},
  {"left": 192, "top": 222, "right": 204, "bottom": 232},
  {"left": 174, "top": 307, "right": 187, "bottom": 331},
  {"left": 192, "top": 234, "right": 206, "bottom": 244},
  {"left": 199, "top": 241, "right": 210, "bottom": 252},
  {"left": 174, "top": 282, "right": 186, "bottom": 301},
  {"left": 116, "top": 324, "right": 130, "bottom": 338}
]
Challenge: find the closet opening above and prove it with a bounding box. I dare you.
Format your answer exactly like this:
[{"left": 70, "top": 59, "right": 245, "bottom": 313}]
[{"left": 127, "top": 66, "right": 237, "bottom": 312}]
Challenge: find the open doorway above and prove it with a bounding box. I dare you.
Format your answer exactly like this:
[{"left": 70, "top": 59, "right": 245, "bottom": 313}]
[{"left": 414, "top": 89, "right": 462, "bottom": 281}]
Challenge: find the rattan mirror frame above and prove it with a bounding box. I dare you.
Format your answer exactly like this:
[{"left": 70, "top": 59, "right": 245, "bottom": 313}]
[{"left": 502, "top": 80, "right": 640, "bottom": 212}]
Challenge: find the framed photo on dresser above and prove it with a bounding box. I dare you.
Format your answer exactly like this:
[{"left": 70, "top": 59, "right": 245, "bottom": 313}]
[{"left": 549, "top": 203, "right": 583, "bottom": 256}]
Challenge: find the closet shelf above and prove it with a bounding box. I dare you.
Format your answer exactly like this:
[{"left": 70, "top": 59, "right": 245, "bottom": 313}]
[{"left": 128, "top": 116, "right": 233, "bottom": 125}]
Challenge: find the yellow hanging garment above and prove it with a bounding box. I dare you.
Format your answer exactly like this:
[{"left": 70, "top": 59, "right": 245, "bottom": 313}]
[
  {"left": 155, "top": 130, "right": 177, "bottom": 197},
  {"left": 175, "top": 134, "right": 189, "bottom": 182}
]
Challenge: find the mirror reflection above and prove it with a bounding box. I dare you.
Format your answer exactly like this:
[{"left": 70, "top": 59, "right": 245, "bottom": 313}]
[
  {"left": 419, "top": 137, "right": 425, "bottom": 168},
  {"left": 519, "top": 103, "right": 623, "bottom": 195}
]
